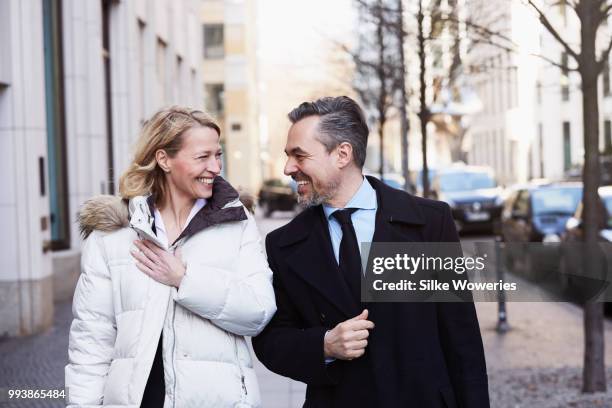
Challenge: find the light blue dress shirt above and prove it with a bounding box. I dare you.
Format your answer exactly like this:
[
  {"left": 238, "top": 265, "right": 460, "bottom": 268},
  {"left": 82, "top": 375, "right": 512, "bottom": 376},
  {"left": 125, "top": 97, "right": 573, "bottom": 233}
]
[
  {"left": 322, "top": 177, "right": 377, "bottom": 364},
  {"left": 322, "top": 177, "right": 378, "bottom": 271}
]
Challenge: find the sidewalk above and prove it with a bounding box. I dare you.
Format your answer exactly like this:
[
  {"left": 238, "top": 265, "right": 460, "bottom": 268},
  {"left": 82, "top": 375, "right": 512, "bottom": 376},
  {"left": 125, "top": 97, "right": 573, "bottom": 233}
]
[
  {"left": 1, "top": 299, "right": 611, "bottom": 407},
  {"left": 479, "top": 301, "right": 612, "bottom": 407}
]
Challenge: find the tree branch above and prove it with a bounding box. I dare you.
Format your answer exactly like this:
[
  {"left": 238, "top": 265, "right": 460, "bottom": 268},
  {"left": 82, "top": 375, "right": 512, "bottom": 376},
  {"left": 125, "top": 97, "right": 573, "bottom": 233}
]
[
  {"left": 526, "top": 0, "right": 580, "bottom": 63},
  {"left": 531, "top": 52, "right": 580, "bottom": 72}
]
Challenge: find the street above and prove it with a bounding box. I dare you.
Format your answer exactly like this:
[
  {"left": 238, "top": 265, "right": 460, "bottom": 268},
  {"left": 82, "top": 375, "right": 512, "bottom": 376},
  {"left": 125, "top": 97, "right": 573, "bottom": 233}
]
[{"left": 0, "top": 210, "right": 611, "bottom": 407}]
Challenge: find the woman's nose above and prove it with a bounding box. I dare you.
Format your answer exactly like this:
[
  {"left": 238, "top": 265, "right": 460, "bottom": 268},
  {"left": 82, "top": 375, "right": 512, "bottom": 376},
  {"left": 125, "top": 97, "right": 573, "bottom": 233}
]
[{"left": 208, "top": 158, "right": 221, "bottom": 174}]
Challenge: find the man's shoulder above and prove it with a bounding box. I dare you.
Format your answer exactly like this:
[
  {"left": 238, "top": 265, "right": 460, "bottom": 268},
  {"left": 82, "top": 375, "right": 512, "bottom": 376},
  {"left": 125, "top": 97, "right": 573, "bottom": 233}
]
[
  {"left": 407, "top": 193, "right": 451, "bottom": 217},
  {"left": 265, "top": 206, "right": 319, "bottom": 248},
  {"left": 378, "top": 181, "right": 451, "bottom": 219}
]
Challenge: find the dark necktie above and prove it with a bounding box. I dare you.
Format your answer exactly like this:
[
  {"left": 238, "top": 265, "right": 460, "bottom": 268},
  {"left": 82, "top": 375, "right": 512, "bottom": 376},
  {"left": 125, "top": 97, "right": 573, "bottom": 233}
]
[{"left": 332, "top": 208, "right": 362, "bottom": 303}]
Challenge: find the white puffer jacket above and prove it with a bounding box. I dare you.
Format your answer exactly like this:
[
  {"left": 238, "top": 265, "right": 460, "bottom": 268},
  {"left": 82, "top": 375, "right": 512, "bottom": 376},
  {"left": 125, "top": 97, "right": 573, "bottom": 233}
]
[{"left": 65, "top": 179, "right": 277, "bottom": 407}]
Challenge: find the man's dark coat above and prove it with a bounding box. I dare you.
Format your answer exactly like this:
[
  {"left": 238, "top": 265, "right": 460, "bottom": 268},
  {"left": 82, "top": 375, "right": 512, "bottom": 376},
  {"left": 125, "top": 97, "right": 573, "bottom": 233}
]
[{"left": 252, "top": 176, "right": 489, "bottom": 408}]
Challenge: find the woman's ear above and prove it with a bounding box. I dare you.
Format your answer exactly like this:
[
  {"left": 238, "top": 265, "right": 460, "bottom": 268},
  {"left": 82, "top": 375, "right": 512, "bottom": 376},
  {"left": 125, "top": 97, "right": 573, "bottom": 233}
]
[
  {"left": 155, "top": 149, "right": 171, "bottom": 173},
  {"left": 336, "top": 142, "right": 354, "bottom": 169}
]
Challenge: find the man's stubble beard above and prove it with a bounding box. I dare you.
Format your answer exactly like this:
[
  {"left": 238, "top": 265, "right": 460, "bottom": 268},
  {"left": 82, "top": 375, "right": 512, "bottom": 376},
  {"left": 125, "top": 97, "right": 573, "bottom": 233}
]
[{"left": 297, "top": 178, "right": 340, "bottom": 209}]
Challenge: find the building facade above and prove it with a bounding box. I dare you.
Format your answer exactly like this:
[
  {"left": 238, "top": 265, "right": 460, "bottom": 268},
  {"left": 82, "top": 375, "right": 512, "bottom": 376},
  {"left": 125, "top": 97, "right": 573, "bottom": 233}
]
[
  {"left": 466, "top": 0, "right": 612, "bottom": 185},
  {"left": 0, "top": 0, "right": 202, "bottom": 337},
  {"left": 201, "top": 0, "right": 262, "bottom": 192}
]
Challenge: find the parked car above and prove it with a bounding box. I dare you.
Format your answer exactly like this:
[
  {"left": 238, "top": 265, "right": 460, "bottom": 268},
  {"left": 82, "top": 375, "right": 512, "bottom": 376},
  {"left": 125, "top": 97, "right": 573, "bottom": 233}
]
[
  {"left": 431, "top": 165, "right": 504, "bottom": 234},
  {"left": 258, "top": 178, "right": 297, "bottom": 217},
  {"left": 500, "top": 181, "right": 583, "bottom": 281},
  {"left": 559, "top": 186, "right": 612, "bottom": 315},
  {"left": 501, "top": 181, "right": 583, "bottom": 243}
]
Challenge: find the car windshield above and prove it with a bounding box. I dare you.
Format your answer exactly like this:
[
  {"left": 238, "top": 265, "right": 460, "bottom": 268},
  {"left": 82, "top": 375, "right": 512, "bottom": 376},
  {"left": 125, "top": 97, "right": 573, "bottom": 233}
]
[
  {"left": 531, "top": 187, "right": 582, "bottom": 216},
  {"left": 438, "top": 172, "right": 496, "bottom": 192}
]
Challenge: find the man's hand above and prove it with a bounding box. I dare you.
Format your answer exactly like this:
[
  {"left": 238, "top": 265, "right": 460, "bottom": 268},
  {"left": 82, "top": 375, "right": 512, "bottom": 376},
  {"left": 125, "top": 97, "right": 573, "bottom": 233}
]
[
  {"left": 131, "top": 240, "right": 186, "bottom": 288},
  {"left": 323, "top": 309, "right": 374, "bottom": 360}
]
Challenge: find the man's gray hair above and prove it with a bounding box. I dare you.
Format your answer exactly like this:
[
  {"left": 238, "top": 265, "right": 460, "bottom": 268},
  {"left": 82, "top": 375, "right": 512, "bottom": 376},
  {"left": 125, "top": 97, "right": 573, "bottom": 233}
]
[{"left": 287, "top": 96, "right": 369, "bottom": 168}]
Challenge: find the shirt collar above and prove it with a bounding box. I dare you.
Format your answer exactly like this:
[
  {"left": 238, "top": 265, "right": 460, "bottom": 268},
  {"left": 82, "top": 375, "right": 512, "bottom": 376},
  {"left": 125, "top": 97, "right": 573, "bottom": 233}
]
[
  {"left": 323, "top": 177, "right": 377, "bottom": 219},
  {"left": 154, "top": 198, "right": 207, "bottom": 234}
]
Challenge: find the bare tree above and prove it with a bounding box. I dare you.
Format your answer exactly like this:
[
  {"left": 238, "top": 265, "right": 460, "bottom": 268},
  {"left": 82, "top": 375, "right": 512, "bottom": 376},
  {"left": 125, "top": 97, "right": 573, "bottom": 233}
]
[
  {"left": 351, "top": 0, "right": 402, "bottom": 180},
  {"left": 395, "top": 0, "right": 412, "bottom": 191},
  {"left": 524, "top": 0, "right": 610, "bottom": 393},
  {"left": 417, "top": 0, "right": 433, "bottom": 196}
]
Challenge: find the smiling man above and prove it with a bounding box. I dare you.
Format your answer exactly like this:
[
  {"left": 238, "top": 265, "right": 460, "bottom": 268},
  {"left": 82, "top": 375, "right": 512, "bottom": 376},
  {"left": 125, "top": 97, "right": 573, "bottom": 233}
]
[{"left": 252, "top": 96, "right": 489, "bottom": 408}]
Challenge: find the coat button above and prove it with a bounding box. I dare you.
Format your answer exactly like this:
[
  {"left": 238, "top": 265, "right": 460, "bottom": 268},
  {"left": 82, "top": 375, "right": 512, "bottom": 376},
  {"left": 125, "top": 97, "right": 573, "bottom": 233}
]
[{"left": 320, "top": 313, "right": 326, "bottom": 322}]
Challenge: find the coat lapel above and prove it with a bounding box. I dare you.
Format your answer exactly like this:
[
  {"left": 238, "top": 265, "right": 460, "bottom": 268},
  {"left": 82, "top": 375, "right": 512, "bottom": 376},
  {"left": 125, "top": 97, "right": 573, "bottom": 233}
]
[{"left": 279, "top": 207, "right": 360, "bottom": 318}]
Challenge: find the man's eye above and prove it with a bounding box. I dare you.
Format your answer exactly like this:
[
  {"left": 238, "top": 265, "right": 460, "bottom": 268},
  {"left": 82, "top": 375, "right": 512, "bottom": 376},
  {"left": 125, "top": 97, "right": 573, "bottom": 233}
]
[
  {"left": 197, "top": 156, "right": 208, "bottom": 160},
  {"left": 216, "top": 152, "right": 223, "bottom": 158}
]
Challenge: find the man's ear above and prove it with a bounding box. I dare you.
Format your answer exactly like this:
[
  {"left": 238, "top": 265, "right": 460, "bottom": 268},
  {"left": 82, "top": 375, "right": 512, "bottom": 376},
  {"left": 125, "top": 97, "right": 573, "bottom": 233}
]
[
  {"left": 336, "top": 142, "right": 354, "bottom": 169},
  {"left": 156, "top": 149, "right": 171, "bottom": 173}
]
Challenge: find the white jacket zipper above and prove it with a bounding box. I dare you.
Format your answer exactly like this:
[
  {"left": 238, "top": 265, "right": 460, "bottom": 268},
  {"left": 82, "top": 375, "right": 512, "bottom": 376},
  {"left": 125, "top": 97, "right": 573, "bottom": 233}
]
[
  {"left": 233, "top": 336, "right": 248, "bottom": 399},
  {"left": 171, "top": 302, "right": 177, "bottom": 408},
  {"left": 169, "top": 243, "right": 179, "bottom": 408}
]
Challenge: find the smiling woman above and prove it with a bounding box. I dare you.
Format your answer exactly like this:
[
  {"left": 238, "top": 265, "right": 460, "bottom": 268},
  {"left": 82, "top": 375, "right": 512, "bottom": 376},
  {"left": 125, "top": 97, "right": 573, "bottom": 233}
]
[
  {"left": 118, "top": 107, "right": 222, "bottom": 203},
  {"left": 65, "top": 106, "right": 276, "bottom": 408}
]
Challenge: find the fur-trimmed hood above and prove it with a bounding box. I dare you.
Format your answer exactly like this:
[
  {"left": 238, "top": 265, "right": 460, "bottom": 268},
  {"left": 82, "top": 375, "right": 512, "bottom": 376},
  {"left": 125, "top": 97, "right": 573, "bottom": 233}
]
[{"left": 78, "top": 177, "right": 253, "bottom": 240}]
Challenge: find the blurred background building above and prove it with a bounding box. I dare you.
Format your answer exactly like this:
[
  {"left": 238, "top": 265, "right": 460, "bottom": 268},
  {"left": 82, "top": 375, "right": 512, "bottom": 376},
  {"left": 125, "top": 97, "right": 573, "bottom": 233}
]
[
  {"left": 0, "top": 0, "right": 202, "bottom": 337},
  {"left": 466, "top": 0, "right": 612, "bottom": 185},
  {"left": 201, "top": 0, "right": 262, "bottom": 192}
]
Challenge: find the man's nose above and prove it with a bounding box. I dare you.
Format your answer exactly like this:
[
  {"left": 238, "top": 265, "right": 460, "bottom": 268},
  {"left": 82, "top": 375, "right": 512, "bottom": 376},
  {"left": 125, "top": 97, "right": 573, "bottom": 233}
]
[{"left": 284, "top": 158, "right": 297, "bottom": 176}]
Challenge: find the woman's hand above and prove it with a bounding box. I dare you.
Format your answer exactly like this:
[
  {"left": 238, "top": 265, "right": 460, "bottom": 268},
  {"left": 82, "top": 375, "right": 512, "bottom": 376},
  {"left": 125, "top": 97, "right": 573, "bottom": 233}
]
[{"left": 131, "top": 240, "right": 186, "bottom": 288}]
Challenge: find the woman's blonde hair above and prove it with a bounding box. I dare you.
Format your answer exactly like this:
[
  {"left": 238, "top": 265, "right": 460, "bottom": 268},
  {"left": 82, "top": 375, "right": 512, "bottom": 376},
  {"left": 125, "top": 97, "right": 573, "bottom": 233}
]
[{"left": 118, "top": 106, "right": 221, "bottom": 202}]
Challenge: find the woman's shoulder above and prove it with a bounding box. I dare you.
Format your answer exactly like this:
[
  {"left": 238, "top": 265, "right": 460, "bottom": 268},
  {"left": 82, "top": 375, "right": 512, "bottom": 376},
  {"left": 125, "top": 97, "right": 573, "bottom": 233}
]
[{"left": 78, "top": 195, "right": 130, "bottom": 239}]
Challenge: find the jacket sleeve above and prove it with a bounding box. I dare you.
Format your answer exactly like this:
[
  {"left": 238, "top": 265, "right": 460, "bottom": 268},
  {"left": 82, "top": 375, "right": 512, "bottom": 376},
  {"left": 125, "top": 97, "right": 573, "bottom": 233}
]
[
  {"left": 175, "top": 210, "right": 277, "bottom": 336},
  {"left": 251, "top": 235, "right": 339, "bottom": 386},
  {"left": 435, "top": 203, "right": 490, "bottom": 407},
  {"left": 65, "top": 231, "right": 116, "bottom": 406}
]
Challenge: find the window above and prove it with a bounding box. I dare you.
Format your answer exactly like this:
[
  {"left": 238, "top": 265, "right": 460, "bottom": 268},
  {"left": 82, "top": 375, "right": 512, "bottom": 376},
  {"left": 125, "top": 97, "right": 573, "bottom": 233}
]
[
  {"left": 175, "top": 56, "right": 183, "bottom": 103},
  {"left": 156, "top": 38, "right": 167, "bottom": 104},
  {"left": 604, "top": 61, "right": 611, "bottom": 96},
  {"left": 605, "top": 120, "right": 612, "bottom": 153},
  {"left": 102, "top": 0, "right": 114, "bottom": 194},
  {"left": 205, "top": 83, "right": 224, "bottom": 114},
  {"left": 137, "top": 20, "right": 146, "bottom": 124},
  {"left": 43, "top": 0, "right": 70, "bottom": 249},
  {"left": 507, "top": 65, "right": 518, "bottom": 109},
  {"left": 538, "top": 123, "right": 544, "bottom": 177},
  {"left": 0, "top": 0, "right": 9, "bottom": 85},
  {"left": 203, "top": 24, "right": 224, "bottom": 59},
  {"left": 559, "top": 0, "right": 567, "bottom": 26},
  {"left": 563, "top": 121, "right": 571, "bottom": 171},
  {"left": 536, "top": 81, "right": 542, "bottom": 104},
  {"left": 561, "top": 52, "right": 570, "bottom": 101}
]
